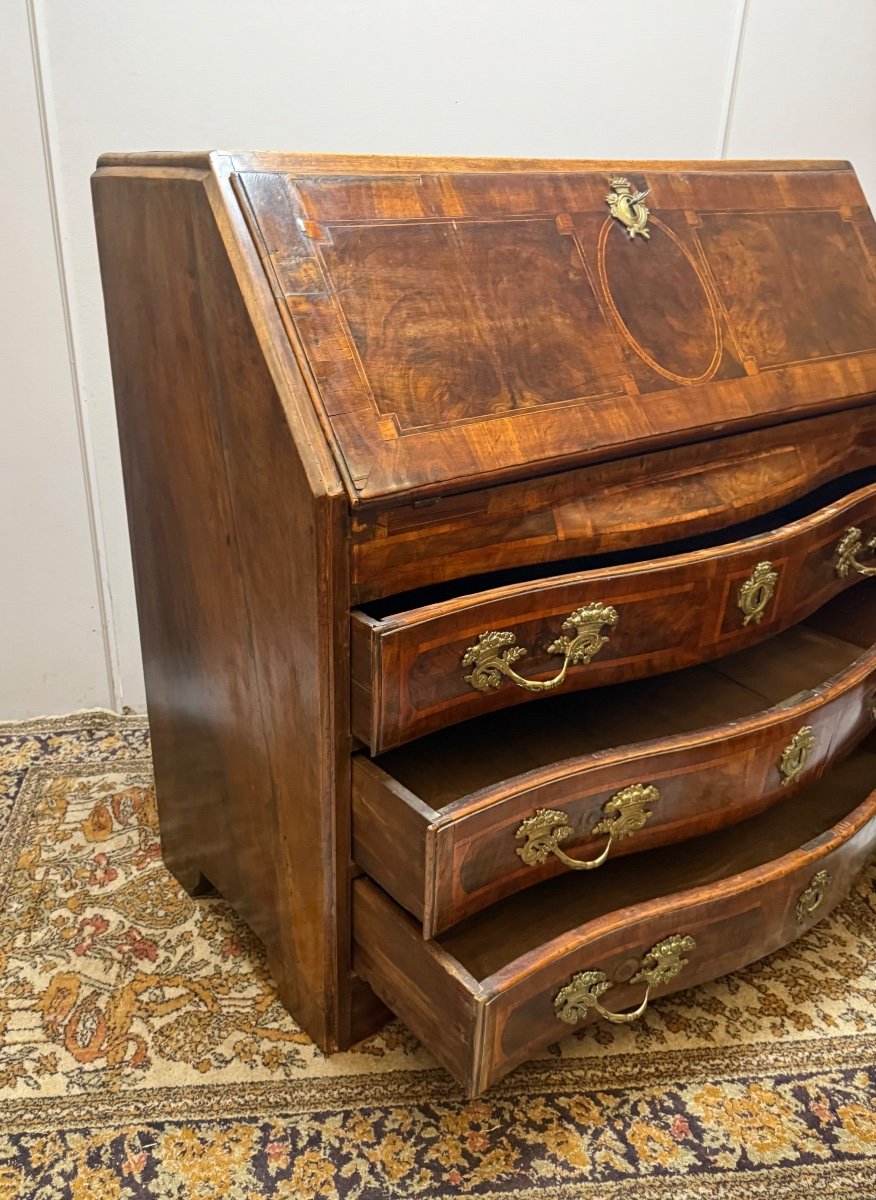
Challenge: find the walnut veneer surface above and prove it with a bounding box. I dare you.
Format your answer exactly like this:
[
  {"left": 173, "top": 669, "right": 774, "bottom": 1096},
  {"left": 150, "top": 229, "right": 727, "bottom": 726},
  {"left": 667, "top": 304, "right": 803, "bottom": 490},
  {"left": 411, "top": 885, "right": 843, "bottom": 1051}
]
[{"left": 93, "top": 153, "right": 876, "bottom": 1095}]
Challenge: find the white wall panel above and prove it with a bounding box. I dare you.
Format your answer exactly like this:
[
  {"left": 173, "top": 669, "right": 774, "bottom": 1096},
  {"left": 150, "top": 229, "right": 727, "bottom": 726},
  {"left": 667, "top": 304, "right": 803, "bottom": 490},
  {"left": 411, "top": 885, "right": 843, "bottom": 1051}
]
[
  {"left": 726, "top": 0, "right": 876, "bottom": 205},
  {"left": 0, "top": 2, "right": 110, "bottom": 717},
  {"left": 32, "top": 0, "right": 743, "bottom": 712},
  {"left": 1, "top": 0, "right": 872, "bottom": 717}
]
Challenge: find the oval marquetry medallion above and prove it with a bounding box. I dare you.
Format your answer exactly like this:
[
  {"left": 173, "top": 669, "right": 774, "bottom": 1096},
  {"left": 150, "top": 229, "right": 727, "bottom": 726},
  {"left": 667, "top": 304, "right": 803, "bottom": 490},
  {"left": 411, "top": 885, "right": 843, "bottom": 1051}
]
[{"left": 598, "top": 216, "right": 722, "bottom": 385}]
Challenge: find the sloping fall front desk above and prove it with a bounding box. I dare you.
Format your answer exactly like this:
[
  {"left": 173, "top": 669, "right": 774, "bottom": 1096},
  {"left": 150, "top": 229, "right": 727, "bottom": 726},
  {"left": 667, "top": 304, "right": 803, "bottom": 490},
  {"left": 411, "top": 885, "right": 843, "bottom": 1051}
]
[{"left": 93, "top": 153, "right": 876, "bottom": 1095}]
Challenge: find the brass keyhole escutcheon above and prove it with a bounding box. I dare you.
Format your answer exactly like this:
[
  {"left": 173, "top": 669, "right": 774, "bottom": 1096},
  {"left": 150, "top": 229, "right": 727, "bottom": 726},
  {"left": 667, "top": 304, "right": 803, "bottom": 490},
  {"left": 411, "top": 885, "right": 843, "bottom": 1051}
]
[
  {"left": 462, "top": 602, "right": 618, "bottom": 694},
  {"left": 516, "top": 784, "right": 658, "bottom": 872},
  {"left": 554, "top": 934, "right": 696, "bottom": 1026},
  {"left": 779, "top": 726, "right": 816, "bottom": 787},
  {"left": 605, "top": 176, "right": 652, "bottom": 240},
  {"left": 738, "top": 561, "right": 779, "bottom": 627},
  {"left": 795, "top": 869, "right": 831, "bottom": 923}
]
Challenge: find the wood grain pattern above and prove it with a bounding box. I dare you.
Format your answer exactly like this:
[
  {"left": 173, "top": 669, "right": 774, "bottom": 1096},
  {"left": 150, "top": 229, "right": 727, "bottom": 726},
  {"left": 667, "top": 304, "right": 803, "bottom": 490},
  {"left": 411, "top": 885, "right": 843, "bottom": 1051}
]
[
  {"left": 352, "top": 484, "right": 876, "bottom": 752},
  {"left": 354, "top": 746, "right": 876, "bottom": 1095},
  {"left": 354, "top": 586, "right": 876, "bottom": 934},
  {"left": 235, "top": 160, "right": 876, "bottom": 504},
  {"left": 351, "top": 405, "right": 876, "bottom": 603}
]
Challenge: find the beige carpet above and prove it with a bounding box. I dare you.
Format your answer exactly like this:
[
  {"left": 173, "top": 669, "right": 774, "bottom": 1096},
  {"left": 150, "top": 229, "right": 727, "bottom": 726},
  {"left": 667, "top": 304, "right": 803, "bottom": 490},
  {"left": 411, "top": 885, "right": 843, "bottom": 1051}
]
[{"left": 1, "top": 709, "right": 875, "bottom": 1198}]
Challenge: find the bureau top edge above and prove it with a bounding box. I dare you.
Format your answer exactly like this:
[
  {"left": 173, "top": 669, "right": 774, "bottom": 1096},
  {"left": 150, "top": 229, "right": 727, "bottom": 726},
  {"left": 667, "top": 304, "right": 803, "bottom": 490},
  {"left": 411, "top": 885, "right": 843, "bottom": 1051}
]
[{"left": 95, "top": 151, "right": 856, "bottom": 174}]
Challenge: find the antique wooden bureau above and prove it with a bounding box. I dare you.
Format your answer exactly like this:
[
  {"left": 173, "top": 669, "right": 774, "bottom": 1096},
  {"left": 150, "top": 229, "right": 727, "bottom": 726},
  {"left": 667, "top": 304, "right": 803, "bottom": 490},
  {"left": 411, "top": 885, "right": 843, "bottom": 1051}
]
[{"left": 93, "top": 153, "right": 876, "bottom": 1096}]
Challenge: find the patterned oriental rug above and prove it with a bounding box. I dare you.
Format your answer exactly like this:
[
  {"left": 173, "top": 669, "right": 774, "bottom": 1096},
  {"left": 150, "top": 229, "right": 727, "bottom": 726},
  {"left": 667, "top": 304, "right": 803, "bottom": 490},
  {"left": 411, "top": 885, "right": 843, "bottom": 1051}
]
[{"left": 1, "top": 713, "right": 875, "bottom": 1199}]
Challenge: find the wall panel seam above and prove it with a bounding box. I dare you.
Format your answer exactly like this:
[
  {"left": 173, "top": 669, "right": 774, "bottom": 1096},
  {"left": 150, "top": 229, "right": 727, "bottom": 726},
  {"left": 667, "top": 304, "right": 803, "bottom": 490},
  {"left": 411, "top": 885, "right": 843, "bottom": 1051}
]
[
  {"left": 26, "top": 0, "right": 121, "bottom": 710},
  {"left": 718, "top": 0, "right": 752, "bottom": 159}
]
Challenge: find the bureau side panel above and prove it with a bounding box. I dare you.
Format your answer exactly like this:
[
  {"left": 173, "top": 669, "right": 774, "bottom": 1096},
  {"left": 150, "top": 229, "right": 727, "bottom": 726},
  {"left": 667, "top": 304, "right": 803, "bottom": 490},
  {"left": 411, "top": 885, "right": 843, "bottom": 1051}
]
[{"left": 92, "top": 170, "right": 349, "bottom": 1049}]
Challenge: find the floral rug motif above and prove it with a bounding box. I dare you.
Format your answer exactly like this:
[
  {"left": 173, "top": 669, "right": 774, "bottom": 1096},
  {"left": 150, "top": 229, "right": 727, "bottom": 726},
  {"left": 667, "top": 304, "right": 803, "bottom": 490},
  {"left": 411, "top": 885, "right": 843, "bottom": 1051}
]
[{"left": 0, "top": 710, "right": 875, "bottom": 1198}]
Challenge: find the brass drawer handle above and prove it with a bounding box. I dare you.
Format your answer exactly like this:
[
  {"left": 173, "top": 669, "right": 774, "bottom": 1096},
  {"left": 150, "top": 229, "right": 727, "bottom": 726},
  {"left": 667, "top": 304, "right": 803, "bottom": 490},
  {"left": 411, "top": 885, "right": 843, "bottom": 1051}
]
[
  {"left": 795, "top": 869, "right": 831, "bottom": 923},
  {"left": 554, "top": 934, "right": 696, "bottom": 1026},
  {"left": 738, "top": 561, "right": 779, "bottom": 626},
  {"left": 835, "top": 527, "right": 876, "bottom": 578},
  {"left": 516, "top": 784, "right": 658, "bottom": 872},
  {"left": 462, "top": 602, "right": 618, "bottom": 693}
]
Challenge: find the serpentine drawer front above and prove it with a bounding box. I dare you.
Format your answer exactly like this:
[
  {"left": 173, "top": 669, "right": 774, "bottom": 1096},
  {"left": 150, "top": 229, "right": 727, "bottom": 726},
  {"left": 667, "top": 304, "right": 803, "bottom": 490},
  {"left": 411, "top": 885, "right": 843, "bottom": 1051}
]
[
  {"left": 350, "top": 408, "right": 876, "bottom": 604},
  {"left": 354, "top": 584, "right": 876, "bottom": 935},
  {"left": 354, "top": 746, "right": 876, "bottom": 1096},
  {"left": 351, "top": 484, "right": 876, "bottom": 753},
  {"left": 94, "top": 153, "right": 876, "bottom": 1088}
]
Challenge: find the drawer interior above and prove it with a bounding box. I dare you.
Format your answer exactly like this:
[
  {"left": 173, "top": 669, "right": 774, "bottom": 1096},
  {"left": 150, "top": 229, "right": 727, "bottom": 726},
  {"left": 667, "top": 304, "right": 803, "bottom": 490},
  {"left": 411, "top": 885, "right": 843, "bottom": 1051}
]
[
  {"left": 437, "top": 738, "right": 876, "bottom": 980},
  {"left": 372, "top": 580, "right": 875, "bottom": 809}
]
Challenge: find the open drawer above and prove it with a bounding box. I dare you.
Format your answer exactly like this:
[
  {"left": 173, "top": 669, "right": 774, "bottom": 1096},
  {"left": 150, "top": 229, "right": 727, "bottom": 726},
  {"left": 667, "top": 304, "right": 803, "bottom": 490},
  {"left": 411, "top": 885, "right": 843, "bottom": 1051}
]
[
  {"left": 353, "top": 741, "right": 876, "bottom": 1096},
  {"left": 351, "top": 480, "right": 876, "bottom": 752},
  {"left": 354, "top": 583, "right": 876, "bottom": 935}
]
